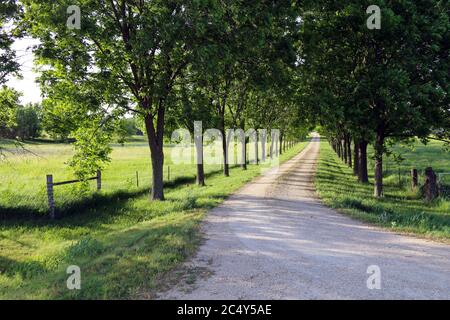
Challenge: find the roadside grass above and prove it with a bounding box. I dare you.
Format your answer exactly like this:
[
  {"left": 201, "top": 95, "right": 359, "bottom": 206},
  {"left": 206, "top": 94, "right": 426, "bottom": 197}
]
[
  {"left": 0, "top": 137, "right": 308, "bottom": 299},
  {"left": 315, "top": 140, "right": 450, "bottom": 241}
]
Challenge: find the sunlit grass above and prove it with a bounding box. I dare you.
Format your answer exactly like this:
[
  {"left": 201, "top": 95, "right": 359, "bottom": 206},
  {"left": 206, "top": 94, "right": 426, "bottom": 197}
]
[
  {"left": 316, "top": 140, "right": 450, "bottom": 241},
  {"left": 367, "top": 139, "right": 450, "bottom": 188}
]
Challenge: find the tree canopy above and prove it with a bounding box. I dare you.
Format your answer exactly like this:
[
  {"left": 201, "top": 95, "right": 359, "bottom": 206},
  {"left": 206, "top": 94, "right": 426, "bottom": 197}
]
[
  {"left": 4, "top": 0, "right": 447, "bottom": 200},
  {"left": 299, "top": 0, "right": 449, "bottom": 197},
  {"left": 0, "top": 0, "right": 22, "bottom": 84},
  {"left": 22, "top": 0, "right": 304, "bottom": 199}
]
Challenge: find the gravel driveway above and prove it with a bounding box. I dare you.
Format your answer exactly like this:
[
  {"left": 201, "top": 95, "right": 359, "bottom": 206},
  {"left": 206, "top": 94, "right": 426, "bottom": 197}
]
[{"left": 159, "top": 135, "right": 450, "bottom": 300}]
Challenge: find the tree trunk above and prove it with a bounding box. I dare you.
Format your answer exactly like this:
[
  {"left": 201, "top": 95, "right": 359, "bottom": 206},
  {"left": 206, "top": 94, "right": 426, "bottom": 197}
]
[
  {"left": 279, "top": 133, "right": 283, "bottom": 155},
  {"left": 336, "top": 139, "right": 341, "bottom": 158},
  {"left": 358, "top": 140, "right": 369, "bottom": 183},
  {"left": 411, "top": 169, "right": 418, "bottom": 190},
  {"left": 193, "top": 121, "right": 205, "bottom": 186},
  {"left": 254, "top": 133, "right": 259, "bottom": 165},
  {"left": 241, "top": 137, "right": 247, "bottom": 170},
  {"left": 353, "top": 138, "right": 359, "bottom": 176},
  {"left": 150, "top": 149, "right": 164, "bottom": 200},
  {"left": 239, "top": 121, "right": 247, "bottom": 170},
  {"left": 338, "top": 139, "right": 342, "bottom": 158},
  {"left": 343, "top": 139, "right": 348, "bottom": 164},
  {"left": 144, "top": 113, "right": 165, "bottom": 201},
  {"left": 424, "top": 167, "right": 438, "bottom": 201},
  {"left": 373, "top": 130, "right": 385, "bottom": 197},
  {"left": 221, "top": 129, "right": 229, "bottom": 176},
  {"left": 220, "top": 116, "right": 229, "bottom": 177},
  {"left": 195, "top": 140, "right": 205, "bottom": 187},
  {"left": 346, "top": 135, "right": 352, "bottom": 167},
  {"left": 270, "top": 135, "right": 274, "bottom": 159},
  {"left": 275, "top": 135, "right": 279, "bottom": 157},
  {"left": 261, "top": 131, "right": 266, "bottom": 163}
]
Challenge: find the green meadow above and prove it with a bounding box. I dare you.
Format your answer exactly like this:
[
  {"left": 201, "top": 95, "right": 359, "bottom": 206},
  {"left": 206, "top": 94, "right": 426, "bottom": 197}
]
[
  {"left": 316, "top": 140, "right": 450, "bottom": 241},
  {"left": 0, "top": 137, "right": 308, "bottom": 299}
]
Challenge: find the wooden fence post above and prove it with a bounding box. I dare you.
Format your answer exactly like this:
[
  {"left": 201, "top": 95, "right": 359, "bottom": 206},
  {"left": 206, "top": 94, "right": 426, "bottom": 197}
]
[
  {"left": 136, "top": 171, "right": 139, "bottom": 187},
  {"left": 424, "top": 167, "right": 438, "bottom": 201},
  {"left": 46, "top": 174, "right": 55, "bottom": 219},
  {"left": 411, "top": 169, "right": 418, "bottom": 190},
  {"left": 96, "top": 170, "right": 102, "bottom": 191}
]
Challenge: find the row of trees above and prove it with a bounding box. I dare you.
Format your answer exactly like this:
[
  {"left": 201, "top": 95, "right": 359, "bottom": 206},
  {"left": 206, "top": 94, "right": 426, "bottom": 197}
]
[
  {"left": 0, "top": 85, "right": 142, "bottom": 142},
  {"left": 5, "top": 1, "right": 446, "bottom": 202},
  {"left": 15, "top": 0, "right": 308, "bottom": 201},
  {"left": 297, "top": 0, "right": 449, "bottom": 197}
]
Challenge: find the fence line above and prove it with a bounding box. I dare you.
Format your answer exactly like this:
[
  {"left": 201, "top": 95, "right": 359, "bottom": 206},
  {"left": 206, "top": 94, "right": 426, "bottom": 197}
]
[
  {"left": 372, "top": 161, "right": 450, "bottom": 199},
  {"left": 45, "top": 166, "right": 177, "bottom": 218},
  {"left": 43, "top": 141, "right": 301, "bottom": 219},
  {"left": 46, "top": 170, "right": 101, "bottom": 219}
]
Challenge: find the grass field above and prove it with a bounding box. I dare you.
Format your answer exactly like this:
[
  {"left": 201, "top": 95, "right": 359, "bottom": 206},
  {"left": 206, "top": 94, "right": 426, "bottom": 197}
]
[
  {"left": 0, "top": 137, "right": 222, "bottom": 218},
  {"left": 316, "top": 140, "right": 450, "bottom": 241},
  {"left": 368, "top": 140, "right": 450, "bottom": 188},
  {"left": 0, "top": 137, "right": 308, "bottom": 299}
]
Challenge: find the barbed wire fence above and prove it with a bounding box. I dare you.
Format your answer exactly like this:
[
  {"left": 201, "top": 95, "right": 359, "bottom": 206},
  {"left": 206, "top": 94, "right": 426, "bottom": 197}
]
[{"left": 380, "top": 159, "right": 450, "bottom": 199}]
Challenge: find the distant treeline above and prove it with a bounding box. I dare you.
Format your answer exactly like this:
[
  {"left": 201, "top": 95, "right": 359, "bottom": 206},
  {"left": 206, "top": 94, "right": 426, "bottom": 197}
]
[{"left": 0, "top": 86, "right": 142, "bottom": 142}]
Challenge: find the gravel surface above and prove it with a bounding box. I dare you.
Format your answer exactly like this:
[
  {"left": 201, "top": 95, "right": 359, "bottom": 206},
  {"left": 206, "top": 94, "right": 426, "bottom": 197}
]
[{"left": 158, "top": 135, "right": 450, "bottom": 300}]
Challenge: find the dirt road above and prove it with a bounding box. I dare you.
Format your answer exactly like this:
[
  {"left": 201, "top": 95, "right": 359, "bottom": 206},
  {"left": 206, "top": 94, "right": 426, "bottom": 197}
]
[{"left": 159, "top": 136, "right": 450, "bottom": 299}]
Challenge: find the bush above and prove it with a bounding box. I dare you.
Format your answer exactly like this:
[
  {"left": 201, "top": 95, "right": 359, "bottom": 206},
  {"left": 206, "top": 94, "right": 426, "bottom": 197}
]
[
  {"left": 15, "top": 104, "right": 41, "bottom": 140},
  {"left": 115, "top": 117, "right": 143, "bottom": 144}
]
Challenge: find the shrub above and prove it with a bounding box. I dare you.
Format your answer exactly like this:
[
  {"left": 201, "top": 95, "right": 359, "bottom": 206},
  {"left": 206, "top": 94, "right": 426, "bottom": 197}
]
[{"left": 14, "top": 104, "right": 41, "bottom": 140}]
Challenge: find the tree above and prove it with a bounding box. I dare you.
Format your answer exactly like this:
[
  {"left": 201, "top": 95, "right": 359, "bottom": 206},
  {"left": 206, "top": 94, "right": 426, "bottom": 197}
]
[
  {"left": 15, "top": 103, "right": 41, "bottom": 140},
  {"left": 170, "top": 75, "right": 216, "bottom": 186},
  {"left": 299, "top": 0, "right": 449, "bottom": 197},
  {"left": 0, "top": 85, "right": 21, "bottom": 138},
  {"left": 355, "top": 1, "right": 449, "bottom": 197},
  {"left": 23, "top": 0, "right": 217, "bottom": 200},
  {"left": 115, "top": 117, "right": 142, "bottom": 144},
  {"left": 0, "top": 0, "right": 22, "bottom": 84},
  {"left": 0, "top": 0, "right": 23, "bottom": 150},
  {"left": 40, "top": 98, "right": 78, "bottom": 141},
  {"left": 192, "top": 0, "right": 301, "bottom": 176}
]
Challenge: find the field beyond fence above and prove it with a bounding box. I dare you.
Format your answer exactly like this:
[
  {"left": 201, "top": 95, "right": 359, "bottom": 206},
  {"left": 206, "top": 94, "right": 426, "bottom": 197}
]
[
  {"left": 317, "top": 140, "right": 450, "bottom": 242},
  {"left": 368, "top": 140, "right": 450, "bottom": 198},
  {"left": 0, "top": 136, "right": 292, "bottom": 219}
]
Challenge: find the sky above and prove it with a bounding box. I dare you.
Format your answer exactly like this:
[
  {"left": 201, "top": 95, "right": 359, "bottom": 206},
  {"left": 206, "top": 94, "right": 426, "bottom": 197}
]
[{"left": 6, "top": 37, "right": 42, "bottom": 104}]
